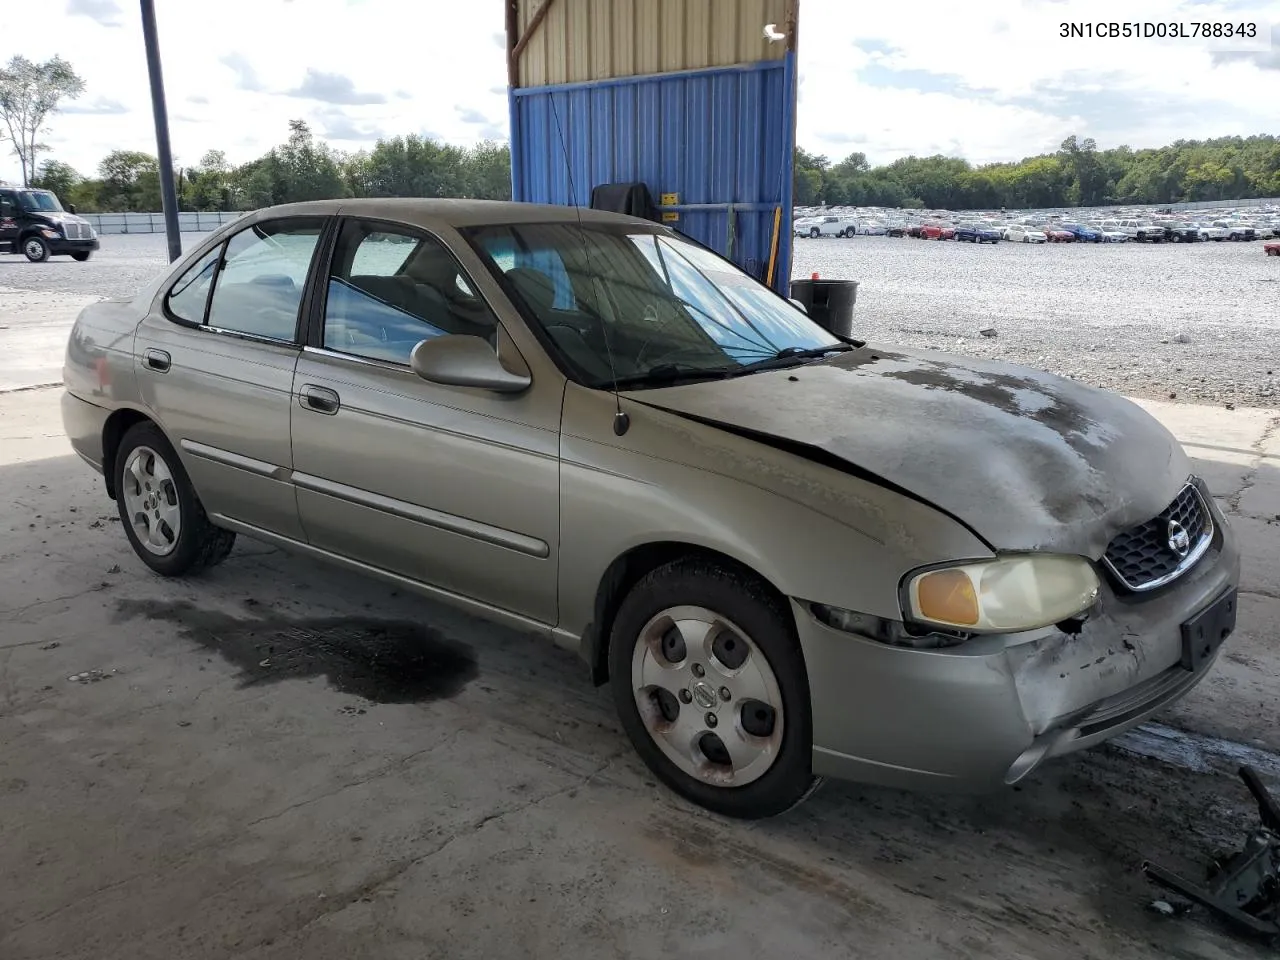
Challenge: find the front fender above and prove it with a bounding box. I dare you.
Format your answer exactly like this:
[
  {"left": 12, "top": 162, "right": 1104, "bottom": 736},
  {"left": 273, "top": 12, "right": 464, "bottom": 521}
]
[{"left": 556, "top": 384, "right": 993, "bottom": 644}]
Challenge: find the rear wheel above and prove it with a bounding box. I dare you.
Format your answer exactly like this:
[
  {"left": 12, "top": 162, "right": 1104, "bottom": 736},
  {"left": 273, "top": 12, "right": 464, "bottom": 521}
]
[
  {"left": 23, "top": 236, "right": 50, "bottom": 262},
  {"left": 610, "top": 559, "right": 814, "bottom": 819},
  {"left": 115, "top": 422, "right": 236, "bottom": 576}
]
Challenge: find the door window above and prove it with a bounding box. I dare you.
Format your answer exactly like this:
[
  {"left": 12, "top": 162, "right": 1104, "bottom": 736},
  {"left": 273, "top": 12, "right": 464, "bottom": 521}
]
[
  {"left": 323, "top": 220, "right": 498, "bottom": 365},
  {"left": 204, "top": 219, "right": 323, "bottom": 340},
  {"left": 165, "top": 245, "right": 222, "bottom": 324}
]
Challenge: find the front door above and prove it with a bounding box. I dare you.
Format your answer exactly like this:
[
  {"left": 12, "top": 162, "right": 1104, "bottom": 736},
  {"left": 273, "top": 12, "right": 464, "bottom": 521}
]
[
  {"left": 135, "top": 216, "right": 328, "bottom": 541},
  {"left": 0, "top": 189, "right": 19, "bottom": 253},
  {"left": 289, "top": 218, "right": 560, "bottom": 625}
]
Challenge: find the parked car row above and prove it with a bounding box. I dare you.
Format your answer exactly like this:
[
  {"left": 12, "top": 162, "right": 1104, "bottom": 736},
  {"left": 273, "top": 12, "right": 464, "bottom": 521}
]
[
  {"left": 794, "top": 203, "right": 1280, "bottom": 249},
  {"left": 796, "top": 213, "right": 1280, "bottom": 247}
]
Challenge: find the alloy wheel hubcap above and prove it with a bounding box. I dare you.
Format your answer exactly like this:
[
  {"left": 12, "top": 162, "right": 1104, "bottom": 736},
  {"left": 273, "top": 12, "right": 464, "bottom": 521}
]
[
  {"left": 631, "top": 605, "right": 784, "bottom": 787},
  {"left": 25, "top": 240, "right": 42, "bottom": 258},
  {"left": 121, "top": 445, "right": 182, "bottom": 555}
]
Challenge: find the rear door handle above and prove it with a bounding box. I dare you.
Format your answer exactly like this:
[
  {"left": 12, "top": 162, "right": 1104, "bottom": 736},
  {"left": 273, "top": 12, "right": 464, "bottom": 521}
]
[
  {"left": 298, "top": 384, "right": 340, "bottom": 415},
  {"left": 142, "top": 348, "right": 171, "bottom": 372}
]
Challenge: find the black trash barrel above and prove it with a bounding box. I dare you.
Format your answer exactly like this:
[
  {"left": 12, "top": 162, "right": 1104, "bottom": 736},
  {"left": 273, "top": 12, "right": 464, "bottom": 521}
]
[{"left": 789, "top": 278, "right": 858, "bottom": 338}]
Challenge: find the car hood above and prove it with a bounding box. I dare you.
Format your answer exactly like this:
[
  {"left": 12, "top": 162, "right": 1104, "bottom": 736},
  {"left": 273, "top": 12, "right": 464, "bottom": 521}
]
[{"left": 625, "top": 345, "right": 1189, "bottom": 558}]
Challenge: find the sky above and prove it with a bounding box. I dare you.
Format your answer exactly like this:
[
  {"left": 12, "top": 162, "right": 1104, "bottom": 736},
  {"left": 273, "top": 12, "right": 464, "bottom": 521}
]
[{"left": 2, "top": 0, "right": 1277, "bottom": 183}]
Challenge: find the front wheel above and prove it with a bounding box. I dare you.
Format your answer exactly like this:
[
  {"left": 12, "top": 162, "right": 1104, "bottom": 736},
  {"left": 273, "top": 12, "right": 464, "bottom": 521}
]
[
  {"left": 23, "top": 236, "right": 50, "bottom": 262},
  {"left": 71, "top": 251, "right": 92, "bottom": 262},
  {"left": 115, "top": 421, "right": 236, "bottom": 576},
  {"left": 610, "top": 560, "right": 814, "bottom": 819},
  {"left": 809, "top": 228, "right": 820, "bottom": 239}
]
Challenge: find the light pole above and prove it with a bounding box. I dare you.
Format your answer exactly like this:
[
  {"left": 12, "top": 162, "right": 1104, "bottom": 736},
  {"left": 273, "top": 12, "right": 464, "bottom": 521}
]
[{"left": 140, "top": 0, "right": 182, "bottom": 262}]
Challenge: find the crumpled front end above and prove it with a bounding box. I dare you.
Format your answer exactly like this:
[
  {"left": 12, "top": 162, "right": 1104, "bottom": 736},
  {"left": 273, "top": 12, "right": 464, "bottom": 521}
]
[{"left": 795, "top": 484, "right": 1240, "bottom": 791}]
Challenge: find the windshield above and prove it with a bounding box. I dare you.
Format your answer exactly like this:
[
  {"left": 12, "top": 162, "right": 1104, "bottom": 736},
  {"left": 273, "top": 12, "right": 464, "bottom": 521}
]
[
  {"left": 17, "top": 190, "right": 63, "bottom": 213},
  {"left": 464, "top": 222, "right": 841, "bottom": 388}
]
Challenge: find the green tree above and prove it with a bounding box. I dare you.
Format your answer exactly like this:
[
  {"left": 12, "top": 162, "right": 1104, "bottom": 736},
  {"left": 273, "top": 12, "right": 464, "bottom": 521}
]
[
  {"left": 794, "top": 168, "right": 822, "bottom": 205},
  {"left": 30, "top": 159, "right": 80, "bottom": 202},
  {"left": 0, "top": 55, "right": 85, "bottom": 186},
  {"left": 97, "top": 150, "right": 159, "bottom": 211},
  {"left": 232, "top": 120, "right": 347, "bottom": 208},
  {"left": 464, "top": 140, "right": 512, "bottom": 200},
  {"left": 184, "top": 149, "right": 234, "bottom": 210}
]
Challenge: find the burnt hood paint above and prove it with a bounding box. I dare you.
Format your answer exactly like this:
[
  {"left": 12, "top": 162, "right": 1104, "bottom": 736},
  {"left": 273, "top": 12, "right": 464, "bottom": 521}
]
[{"left": 624, "top": 345, "right": 1189, "bottom": 558}]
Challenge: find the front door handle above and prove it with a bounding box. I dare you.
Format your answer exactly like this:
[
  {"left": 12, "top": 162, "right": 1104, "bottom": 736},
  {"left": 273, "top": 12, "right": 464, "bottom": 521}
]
[
  {"left": 298, "top": 384, "right": 340, "bottom": 415},
  {"left": 142, "top": 348, "right": 171, "bottom": 372}
]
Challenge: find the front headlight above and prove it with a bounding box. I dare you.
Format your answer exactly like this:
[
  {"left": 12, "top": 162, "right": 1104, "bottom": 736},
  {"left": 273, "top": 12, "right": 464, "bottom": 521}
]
[
  {"left": 41, "top": 227, "right": 61, "bottom": 238},
  {"left": 905, "top": 555, "right": 1099, "bottom": 633}
]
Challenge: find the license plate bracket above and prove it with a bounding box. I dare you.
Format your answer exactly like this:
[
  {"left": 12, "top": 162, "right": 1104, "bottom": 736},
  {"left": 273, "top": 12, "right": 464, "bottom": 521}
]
[{"left": 1180, "top": 587, "right": 1237, "bottom": 672}]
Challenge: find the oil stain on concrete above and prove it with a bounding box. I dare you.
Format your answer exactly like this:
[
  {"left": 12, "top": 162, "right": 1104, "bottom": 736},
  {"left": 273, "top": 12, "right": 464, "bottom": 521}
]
[{"left": 112, "top": 598, "right": 477, "bottom": 703}]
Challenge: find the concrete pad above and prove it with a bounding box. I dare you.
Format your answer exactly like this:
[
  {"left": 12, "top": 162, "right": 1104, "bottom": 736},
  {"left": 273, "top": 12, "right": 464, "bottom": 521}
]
[
  {"left": 1131, "top": 397, "right": 1280, "bottom": 512},
  {"left": 4, "top": 387, "right": 1280, "bottom": 960},
  {"left": 1237, "top": 416, "right": 1280, "bottom": 520},
  {"left": 0, "top": 383, "right": 70, "bottom": 464},
  {"left": 0, "top": 287, "right": 98, "bottom": 392},
  {"left": 1231, "top": 515, "right": 1280, "bottom": 600}
]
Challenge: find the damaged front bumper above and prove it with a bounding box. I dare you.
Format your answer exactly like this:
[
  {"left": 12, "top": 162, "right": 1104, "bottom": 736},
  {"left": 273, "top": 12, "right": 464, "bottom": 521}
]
[{"left": 793, "top": 497, "right": 1240, "bottom": 791}]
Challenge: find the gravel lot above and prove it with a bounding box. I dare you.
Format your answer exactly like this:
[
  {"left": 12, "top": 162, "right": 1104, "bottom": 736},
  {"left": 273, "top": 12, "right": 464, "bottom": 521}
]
[
  {"left": 2, "top": 230, "right": 1276, "bottom": 406},
  {"left": 795, "top": 235, "right": 1279, "bottom": 407}
]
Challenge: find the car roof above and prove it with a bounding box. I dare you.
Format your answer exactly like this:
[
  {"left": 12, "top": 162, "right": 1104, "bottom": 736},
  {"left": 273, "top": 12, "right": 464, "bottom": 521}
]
[{"left": 247, "top": 198, "right": 650, "bottom": 230}]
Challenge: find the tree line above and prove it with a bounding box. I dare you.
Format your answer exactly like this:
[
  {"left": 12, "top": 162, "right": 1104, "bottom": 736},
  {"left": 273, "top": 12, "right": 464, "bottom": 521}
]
[
  {"left": 795, "top": 134, "right": 1280, "bottom": 210},
  {"left": 30, "top": 120, "right": 513, "bottom": 213}
]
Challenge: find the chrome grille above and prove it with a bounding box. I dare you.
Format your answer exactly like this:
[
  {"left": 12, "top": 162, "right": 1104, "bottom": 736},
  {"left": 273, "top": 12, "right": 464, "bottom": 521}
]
[
  {"left": 63, "top": 221, "right": 89, "bottom": 240},
  {"left": 1102, "top": 482, "right": 1212, "bottom": 592}
]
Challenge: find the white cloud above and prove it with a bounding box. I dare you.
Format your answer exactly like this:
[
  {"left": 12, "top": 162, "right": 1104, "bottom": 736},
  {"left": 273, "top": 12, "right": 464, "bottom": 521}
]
[{"left": 4, "top": 0, "right": 1278, "bottom": 182}]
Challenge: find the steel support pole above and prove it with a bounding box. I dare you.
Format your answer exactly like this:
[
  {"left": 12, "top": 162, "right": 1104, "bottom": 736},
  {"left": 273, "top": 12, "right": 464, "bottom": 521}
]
[{"left": 140, "top": 0, "right": 182, "bottom": 262}]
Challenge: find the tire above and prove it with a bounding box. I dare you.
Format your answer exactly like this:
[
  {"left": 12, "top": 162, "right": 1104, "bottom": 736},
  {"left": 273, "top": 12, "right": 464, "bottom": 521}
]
[
  {"left": 609, "top": 559, "right": 814, "bottom": 819},
  {"left": 23, "top": 235, "right": 50, "bottom": 262},
  {"left": 71, "top": 251, "right": 92, "bottom": 262},
  {"left": 114, "top": 421, "right": 236, "bottom": 576},
  {"left": 809, "top": 228, "right": 819, "bottom": 239}
]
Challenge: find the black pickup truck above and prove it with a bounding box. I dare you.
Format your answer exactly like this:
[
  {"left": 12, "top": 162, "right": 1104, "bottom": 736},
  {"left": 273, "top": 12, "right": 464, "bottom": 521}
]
[{"left": 0, "top": 184, "right": 99, "bottom": 262}]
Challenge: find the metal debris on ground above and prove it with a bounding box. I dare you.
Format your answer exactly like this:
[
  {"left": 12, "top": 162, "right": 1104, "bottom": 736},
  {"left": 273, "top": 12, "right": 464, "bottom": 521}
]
[
  {"left": 1143, "top": 764, "right": 1280, "bottom": 942},
  {"left": 978, "top": 326, "right": 997, "bottom": 337}
]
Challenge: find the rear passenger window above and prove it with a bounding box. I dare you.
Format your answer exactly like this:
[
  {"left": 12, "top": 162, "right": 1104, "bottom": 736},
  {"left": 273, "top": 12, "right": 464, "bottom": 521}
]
[
  {"left": 323, "top": 220, "right": 498, "bottom": 365},
  {"left": 205, "top": 219, "right": 322, "bottom": 340},
  {"left": 165, "top": 246, "right": 221, "bottom": 324}
]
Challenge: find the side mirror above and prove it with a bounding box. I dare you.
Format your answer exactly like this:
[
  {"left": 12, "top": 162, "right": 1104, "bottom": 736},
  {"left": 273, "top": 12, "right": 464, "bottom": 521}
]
[
  {"left": 409, "top": 334, "right": 531, "bottom": 393},
  {"left": 67, "top": 203, "right": 77, "bottom": 215},
  {"left": 789, "top": 298, "right": 808, "bottom": 314}
]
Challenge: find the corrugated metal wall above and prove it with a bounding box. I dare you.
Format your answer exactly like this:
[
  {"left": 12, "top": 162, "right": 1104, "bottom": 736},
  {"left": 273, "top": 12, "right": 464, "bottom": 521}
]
[
  {"left": 508, "top": 0, "right": 797, "bottom": 293},
  {"left": 512, "top": 61, "right": 792, "bottom": 287},
  {"left": 515, "top": 0, "right": 788, "bottom": 87}
]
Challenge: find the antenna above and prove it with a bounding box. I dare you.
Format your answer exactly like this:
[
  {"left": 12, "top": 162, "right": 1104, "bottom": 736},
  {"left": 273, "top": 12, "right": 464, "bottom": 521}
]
[{"left": 547, "top": 93, "right": 630, "bottom": 436}]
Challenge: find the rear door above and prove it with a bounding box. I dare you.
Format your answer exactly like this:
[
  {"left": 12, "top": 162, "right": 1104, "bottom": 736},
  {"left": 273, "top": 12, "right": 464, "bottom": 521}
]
[
  {"left": 135, "top": 216, "right": 329, "bottom": 540},
  {"left": 289, "top": 217, "right": 560, "bottom": 625}
]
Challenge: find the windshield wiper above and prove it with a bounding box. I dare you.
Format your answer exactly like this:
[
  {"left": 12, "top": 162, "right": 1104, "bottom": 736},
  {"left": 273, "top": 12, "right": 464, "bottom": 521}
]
[
  {"left": 727, "top": 343, "right": 854, "bottom": 375},
  {"left": 605, "top": 363, "right": 735, "bottom": 391}
]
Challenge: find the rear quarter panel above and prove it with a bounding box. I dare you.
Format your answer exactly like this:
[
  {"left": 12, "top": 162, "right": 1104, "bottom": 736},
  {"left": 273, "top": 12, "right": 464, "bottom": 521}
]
[{"left": 63, "top": 299, "right": 145, "bottom": 411}]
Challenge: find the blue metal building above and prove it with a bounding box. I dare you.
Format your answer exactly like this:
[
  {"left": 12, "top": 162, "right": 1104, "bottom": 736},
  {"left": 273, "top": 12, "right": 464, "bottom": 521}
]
[{"left": 505, "top": 0, "right": 799, "bottom": 295}]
